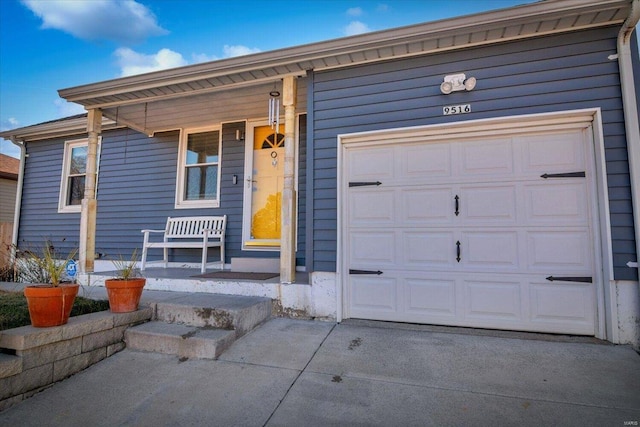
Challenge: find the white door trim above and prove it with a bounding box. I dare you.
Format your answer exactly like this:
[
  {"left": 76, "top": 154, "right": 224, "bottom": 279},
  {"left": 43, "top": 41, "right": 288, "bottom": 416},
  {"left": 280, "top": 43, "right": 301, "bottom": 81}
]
[
  {"left": 337, "top": 108, "right": 611, "bottom": 340},
  {"left": 241, "top": 117, "right": 301, "bottom": 252}
]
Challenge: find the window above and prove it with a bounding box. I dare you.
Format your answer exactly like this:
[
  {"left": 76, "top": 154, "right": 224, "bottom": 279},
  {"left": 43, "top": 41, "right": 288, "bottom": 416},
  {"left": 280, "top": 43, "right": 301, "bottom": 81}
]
[
  {"left": 59, "top": 138, "right": 94, "bottom": 213},
  {"left": 176, "top": 127, "right": 221, "bottom": 208}
]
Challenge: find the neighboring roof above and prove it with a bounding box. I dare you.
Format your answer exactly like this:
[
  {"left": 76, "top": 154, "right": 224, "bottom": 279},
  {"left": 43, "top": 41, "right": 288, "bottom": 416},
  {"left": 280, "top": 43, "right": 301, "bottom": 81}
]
[
  {"left": 0, "top": 0, "right": 632, "bottom": 141},
  {"left": 0, "top": 153, "right": 20, "bottom": 180}
]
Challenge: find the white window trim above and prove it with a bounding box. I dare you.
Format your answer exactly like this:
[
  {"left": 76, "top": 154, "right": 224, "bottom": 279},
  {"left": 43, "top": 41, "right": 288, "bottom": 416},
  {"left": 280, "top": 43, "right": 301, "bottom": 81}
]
[
  {"left": 175, "top": 126, "right": 222, "bottom": 209},
  {"left": 58, "top": 137, "right": 101, "bottom": 213}
]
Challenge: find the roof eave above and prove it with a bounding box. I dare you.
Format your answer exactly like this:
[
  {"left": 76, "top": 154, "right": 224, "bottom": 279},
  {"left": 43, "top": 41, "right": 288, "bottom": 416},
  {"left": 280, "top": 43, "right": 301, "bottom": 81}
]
[
  {"left": 0, "top": 116, "right": 121, "bottom": 142},
  {"left": 58, "top": 0, "right": 631, "bottom": 105}
]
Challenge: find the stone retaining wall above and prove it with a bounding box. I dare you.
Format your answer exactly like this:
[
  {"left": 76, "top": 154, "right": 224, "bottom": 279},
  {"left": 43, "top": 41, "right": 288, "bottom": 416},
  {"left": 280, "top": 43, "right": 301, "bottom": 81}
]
[{"left": 0, "top": 308, "right": 152, "bottom": 411}]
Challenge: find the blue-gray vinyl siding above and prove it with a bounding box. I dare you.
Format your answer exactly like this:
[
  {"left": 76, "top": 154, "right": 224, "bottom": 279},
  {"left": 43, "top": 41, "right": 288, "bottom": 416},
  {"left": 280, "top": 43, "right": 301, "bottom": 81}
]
[
  {"left": 310, "top": 25, "right": 637, "bottom": 281},
  {"left": 18, "top": 118, "right": 307, "bottom": 266},
  {"left": 19, "top": 137, "right": 75, "bottom": 254}
]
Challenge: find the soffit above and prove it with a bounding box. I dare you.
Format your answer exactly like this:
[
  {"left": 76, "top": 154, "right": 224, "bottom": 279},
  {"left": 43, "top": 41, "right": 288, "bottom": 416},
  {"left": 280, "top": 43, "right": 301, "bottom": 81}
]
[
  {"left": 59, "top": 0, "right": 630, "bottom": 110},
  {"left": 101, "top": 79, "right": 308, "bottom": 135}
]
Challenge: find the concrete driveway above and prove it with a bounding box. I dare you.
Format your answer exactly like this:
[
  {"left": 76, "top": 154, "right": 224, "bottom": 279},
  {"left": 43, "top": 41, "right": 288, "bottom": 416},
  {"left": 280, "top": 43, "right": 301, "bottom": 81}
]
[{"left": 1, "top": 318, "right": 639, "bottom": 426}]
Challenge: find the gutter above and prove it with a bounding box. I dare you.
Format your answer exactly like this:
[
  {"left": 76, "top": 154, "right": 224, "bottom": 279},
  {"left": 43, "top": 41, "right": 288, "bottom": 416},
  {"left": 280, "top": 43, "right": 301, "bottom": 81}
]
[
  {"left": 10, "top": 138, "right": 25, "bottom": 259},
  {"left": 617, "top": 0, "right": 640, "bottom": 275},
  {"left": 59, "top": 0, "right": 629, "bottom": 105}
]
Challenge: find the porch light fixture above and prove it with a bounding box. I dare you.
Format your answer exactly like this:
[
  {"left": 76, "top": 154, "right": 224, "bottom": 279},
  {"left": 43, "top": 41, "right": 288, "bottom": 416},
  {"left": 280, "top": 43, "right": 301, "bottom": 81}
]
[
  {"left": 440, "top": 73, "right": 476, "bottom": 94},
  {"left": 235, "top": 129, "right": 245, "bottom": 141}
]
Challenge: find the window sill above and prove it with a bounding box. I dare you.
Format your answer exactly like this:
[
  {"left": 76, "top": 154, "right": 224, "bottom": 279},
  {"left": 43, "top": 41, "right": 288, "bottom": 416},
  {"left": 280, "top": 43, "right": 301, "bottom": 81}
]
[
  {"left": 175, "top": 201, "right": 220, "bottom": 209},
  {"left": 58, "top": 205, "right": 81, "bottom": 214}
]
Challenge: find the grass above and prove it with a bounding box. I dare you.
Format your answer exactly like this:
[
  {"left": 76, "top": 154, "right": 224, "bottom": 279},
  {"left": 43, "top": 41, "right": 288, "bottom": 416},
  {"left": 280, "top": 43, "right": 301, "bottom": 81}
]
[{"left": 0, "top": 290, "right": 110, "bottom": 331}]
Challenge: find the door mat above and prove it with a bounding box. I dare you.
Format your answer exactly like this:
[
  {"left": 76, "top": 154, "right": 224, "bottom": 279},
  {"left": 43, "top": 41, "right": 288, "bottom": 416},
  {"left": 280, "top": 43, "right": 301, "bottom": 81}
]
[{"left": 192, "top": 271, "right": 279, "bottom": 280}]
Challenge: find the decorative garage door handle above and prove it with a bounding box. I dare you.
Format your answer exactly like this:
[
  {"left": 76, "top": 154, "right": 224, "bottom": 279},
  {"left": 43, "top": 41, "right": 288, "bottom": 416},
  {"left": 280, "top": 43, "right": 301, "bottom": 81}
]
[
  {"left": 349, "top": 181, "right": 382, "bottom": 187},
  {"left": 540, "top": 171, "right": 586, "bottom": 179},
  {"left": 349, "top": 269, "right": 383, "bottom": 275},
  {"left": 456, "top": 241, "right": 461, "bottom": 262},
  {"left": 545, "top": 276, "right": 592, "bottom": 283},
  {"left": 454, "top": 195, "right": 460, "bottom": 216}
]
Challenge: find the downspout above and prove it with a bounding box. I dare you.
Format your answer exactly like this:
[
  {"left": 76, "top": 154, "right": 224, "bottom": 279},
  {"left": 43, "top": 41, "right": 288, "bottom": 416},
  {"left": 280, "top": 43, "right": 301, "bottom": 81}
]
[
  {"left": 617, "top": 0, "right": 640, "bottom": 275},
  {"left": 9, "top": 138, "right": 25, "bottom": 259}
]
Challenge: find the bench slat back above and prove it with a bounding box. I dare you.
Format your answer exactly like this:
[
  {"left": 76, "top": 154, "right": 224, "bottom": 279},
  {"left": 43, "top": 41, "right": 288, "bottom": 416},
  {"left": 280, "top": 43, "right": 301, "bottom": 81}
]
[{"left": 165, "top": 216, "right": 226, "bottom": 239}]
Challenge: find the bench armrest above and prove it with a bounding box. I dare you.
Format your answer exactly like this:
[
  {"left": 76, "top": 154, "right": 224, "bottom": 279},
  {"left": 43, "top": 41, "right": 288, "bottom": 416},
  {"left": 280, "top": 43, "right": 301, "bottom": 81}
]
[{"left": 141, "top": 229, "right": 165, "bottom": 234}]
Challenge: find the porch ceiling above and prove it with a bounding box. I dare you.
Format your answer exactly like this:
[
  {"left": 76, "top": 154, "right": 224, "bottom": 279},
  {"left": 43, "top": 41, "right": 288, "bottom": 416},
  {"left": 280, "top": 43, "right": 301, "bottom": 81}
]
[
  {"left": 12, "top": 0, "right": 630, "bottom": 139},
  {"left": 99, "top": 79, "right": 308, "bottom": 135}
]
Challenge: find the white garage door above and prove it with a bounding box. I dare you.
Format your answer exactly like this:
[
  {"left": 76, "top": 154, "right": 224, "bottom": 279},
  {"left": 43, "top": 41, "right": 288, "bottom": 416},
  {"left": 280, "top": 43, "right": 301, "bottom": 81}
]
[{"left": 343, "top": 126, "right": 598, "bottom": 335}]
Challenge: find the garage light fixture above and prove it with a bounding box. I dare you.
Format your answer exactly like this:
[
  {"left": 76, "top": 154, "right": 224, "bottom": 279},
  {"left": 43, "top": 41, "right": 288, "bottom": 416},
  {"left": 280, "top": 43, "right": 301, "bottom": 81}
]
[{"left": 440, "top": 73, "right": 476, "bottom": 94}]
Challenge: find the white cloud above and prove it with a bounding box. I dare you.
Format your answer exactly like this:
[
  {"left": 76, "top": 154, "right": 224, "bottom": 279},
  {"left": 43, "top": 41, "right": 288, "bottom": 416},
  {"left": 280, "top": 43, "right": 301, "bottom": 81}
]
[
  {"left": 376, "top": 4, "right": 389, "bottom": 13},
  {"left": 344, "top": 20, "right": 371, "bottom": 36},
  {"left": 347, "top": 7, "right": 363, "bottom": 17},
  {"left": 117, "top": 44, "right": 260, "bottom": 76},
  {"left": 192, "top": 45, "right": 260, "bottom": 64},
  {"left": 54, "top": 99, "right": 85, "bottom": 117},
  {"left": 0, "top": 140, "right": 21, "bottom": 158},
  {"left": 192, "top": 53, "right": 219, "bottom": 64},
  {"left": 222, "top": 45, "right": 261, "bottom": 57},
  {"left": 1, "top": 117, "right": 20, "bottom": 131},
  {"left": 115, "top": 47, "right": 188, "bottom": 77},
  {"left": 21, "top": 0, "right": 167, "bottom": 44},
  {"left": 0, "top": 118, "right": 22, "bottom": 157}
]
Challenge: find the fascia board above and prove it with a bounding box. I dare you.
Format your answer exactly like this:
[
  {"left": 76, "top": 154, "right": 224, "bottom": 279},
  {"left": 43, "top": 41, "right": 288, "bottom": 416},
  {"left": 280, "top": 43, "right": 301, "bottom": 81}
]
[
  {"left": 58, "top": 0, "right": 630, "bottom": 104},
  {"left": 0, "top": 117, "right": 121, "bottom": 142}
]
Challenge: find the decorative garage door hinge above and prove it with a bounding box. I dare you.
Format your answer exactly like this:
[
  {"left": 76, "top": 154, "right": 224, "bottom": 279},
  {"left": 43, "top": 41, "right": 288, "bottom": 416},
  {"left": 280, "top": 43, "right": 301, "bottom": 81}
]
[
  {"left": 349, "top": 269, "right": 383, "bottom": 275},
  {"left": 349, "top": 181, "right": 382, "bottom": 187},
  {"left": 540, "top": 171, "right": 586, "bottom": 179},
  {"left": 545, "top": 276, "right": 593, "bottom": 283}
]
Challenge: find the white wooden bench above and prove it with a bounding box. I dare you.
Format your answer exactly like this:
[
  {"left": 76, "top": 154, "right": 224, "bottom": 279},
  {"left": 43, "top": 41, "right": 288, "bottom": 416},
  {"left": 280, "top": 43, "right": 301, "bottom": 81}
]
[{"left": 140, "top": 216, "right": 227, "bottom": 273}]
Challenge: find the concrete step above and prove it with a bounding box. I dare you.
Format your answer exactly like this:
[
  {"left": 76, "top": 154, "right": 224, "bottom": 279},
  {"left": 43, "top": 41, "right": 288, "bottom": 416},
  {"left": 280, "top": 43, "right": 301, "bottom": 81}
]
[
  {"left": 125, "top": 293, "right": 272, "bottom": 360},
  {"left": 153, "top": 293, "right": 272, "bottom": 337},
  {"left": 125, "top": 322, "right": 236, "bottom": 360}
]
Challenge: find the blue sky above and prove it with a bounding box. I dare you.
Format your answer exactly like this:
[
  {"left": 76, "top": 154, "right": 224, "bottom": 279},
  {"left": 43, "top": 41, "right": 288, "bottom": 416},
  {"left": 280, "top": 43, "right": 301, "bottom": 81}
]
[{"left": 0, "top": 0, "right": 556, "bottom": 157}]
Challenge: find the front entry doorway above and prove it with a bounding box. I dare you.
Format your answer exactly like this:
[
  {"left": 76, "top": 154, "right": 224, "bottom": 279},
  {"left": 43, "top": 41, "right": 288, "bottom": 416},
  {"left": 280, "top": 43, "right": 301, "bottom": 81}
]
[{"left": 243, "top": 122, "right": 285, "bottom": 249}]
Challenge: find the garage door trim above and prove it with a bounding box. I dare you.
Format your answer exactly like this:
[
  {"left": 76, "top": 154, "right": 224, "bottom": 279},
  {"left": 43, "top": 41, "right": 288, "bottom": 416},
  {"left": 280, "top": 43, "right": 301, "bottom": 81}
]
[{"left": 336, "top": 108, "right": 610, "bottom": 339}]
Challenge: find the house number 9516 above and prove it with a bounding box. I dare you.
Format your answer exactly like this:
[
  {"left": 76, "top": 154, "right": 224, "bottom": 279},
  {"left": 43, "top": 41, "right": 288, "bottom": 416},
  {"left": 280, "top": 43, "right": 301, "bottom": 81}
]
[{"left": 443, "top": 104, "right": 471, "bottom": 115}]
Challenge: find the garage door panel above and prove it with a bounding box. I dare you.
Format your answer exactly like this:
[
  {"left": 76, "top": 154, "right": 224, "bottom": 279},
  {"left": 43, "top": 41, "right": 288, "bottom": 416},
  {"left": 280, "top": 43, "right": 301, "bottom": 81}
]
[
  {"left": 349, "top": 190, "right": 395, "bottom": 225},
  {"left": 401, "top": 187, "right": 454, "bottom": 224},
  {"left": 524, "top": 182, "right": 589, "bottom": 225},
  {"left": 405, "top": 277, "right": 456, "bottom": 317},
  {"left": 529, "top": 282, "right": 595, "bottom": 334},
  {"left": 464, "top": 279, "right": 522, "bottom": 321},
  {"left": 403, "top": 231, "right": 454, "bottom": 267},
  {"left": 350, "top": 231, "right": 397, "bottom": 266},
  {"left": 345, "top": 127, "right": 597, "bottom": 336},
  {"left": 459, "top": 138, "right": 514, "bottom": 177},
  {"left": 527, "top": 230, "right": 592, "bottom": 271},
  {"left": 348, "top": 146, "right": 394, "bottom": 180},
  {"left": 402, "top": 143, "right": 452, "bottom": 179},
  {"left": 460, "top": 185, "right": 517, "bottom": 224},
  {"left": 519, "top": 132, "right": 585, "bottom": 174},
  {"left": 461, "top": 231, "right": 520, "bottom": 270},
  {"left": 350, "top": 276, "right": 398, "bottom": 315}
]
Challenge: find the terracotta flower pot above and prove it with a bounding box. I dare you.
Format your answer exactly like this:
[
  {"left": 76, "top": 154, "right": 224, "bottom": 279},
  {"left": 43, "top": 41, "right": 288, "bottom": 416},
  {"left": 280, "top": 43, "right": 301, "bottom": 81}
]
[
  {"left": 105, "top": 278, "right": 146, "bottom": 313},
  {"left": 24, "top": 283, "right": 79, "bottom": 327}
]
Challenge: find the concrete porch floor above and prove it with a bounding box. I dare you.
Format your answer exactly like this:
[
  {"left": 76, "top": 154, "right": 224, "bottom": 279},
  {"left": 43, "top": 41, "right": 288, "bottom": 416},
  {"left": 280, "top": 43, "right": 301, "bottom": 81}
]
[
  {"left": 90, "top": 267, "right": 310, "bottom": 284},
  {"left": 78, "top": 268, "right": 314, "bottom": 307}
]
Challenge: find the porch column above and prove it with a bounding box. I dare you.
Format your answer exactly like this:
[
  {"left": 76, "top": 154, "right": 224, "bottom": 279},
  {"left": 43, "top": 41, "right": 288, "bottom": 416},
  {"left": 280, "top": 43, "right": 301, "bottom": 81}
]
[
  {"left": 80, "top": 108, "right": 101, "bottom": 273},
  {"left": 280, "top": 76, "right": 297, "bottom": 283}
]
